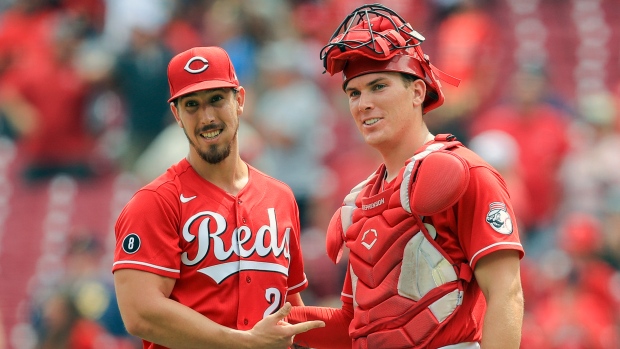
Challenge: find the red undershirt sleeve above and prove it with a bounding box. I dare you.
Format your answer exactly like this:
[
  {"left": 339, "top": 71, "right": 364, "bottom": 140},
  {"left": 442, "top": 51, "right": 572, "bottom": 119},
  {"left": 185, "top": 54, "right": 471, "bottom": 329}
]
[{"left": 288, "top": 302, "right": 354, "bottom": 349}]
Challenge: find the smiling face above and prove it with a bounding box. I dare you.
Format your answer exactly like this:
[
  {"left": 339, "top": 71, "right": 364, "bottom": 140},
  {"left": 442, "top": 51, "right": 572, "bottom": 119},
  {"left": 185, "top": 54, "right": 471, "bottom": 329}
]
[
  {"left": 345, "top": 72, "right": 425, "bottom": 150},
  {"left": 171, "top": 87, "right": 245, "bottom": 165}
]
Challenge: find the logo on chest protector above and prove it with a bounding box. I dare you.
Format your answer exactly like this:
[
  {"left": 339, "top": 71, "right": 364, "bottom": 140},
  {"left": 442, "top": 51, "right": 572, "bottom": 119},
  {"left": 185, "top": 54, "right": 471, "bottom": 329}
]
[
  {"left": 485, "top": 202, "right": 513, "bottom": 235},
  {"left": 361, "top": 229, "right": 378, "bottom": 250}
]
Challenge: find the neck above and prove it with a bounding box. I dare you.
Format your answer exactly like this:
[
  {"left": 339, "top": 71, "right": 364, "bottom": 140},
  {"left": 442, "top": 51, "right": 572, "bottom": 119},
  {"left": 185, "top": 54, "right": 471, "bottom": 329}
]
[
  {"left": 188, "top": 150, "right": 249, "bottom": 196},
  {"left": 381, "top": 130, "right": 434, "bottom": 182}
]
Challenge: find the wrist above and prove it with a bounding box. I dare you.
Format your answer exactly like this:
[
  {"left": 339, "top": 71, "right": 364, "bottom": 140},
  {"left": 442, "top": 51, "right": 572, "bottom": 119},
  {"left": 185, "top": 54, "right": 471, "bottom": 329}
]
[{"left": 222, "top": 328, "right": 253, "bottom": 349}]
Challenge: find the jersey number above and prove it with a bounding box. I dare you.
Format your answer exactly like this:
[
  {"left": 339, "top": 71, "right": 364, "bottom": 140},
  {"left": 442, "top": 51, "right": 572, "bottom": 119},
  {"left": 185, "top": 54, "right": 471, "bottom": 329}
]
[{"left": 264, "top": 287, "right": 282, "bottom": 318}]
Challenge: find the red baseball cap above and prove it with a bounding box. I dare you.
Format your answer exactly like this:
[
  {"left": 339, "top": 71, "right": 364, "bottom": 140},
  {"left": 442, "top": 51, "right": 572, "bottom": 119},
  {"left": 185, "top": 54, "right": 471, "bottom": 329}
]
[{"left": 167, "top": 46, "right": 239, "bottom": 103}]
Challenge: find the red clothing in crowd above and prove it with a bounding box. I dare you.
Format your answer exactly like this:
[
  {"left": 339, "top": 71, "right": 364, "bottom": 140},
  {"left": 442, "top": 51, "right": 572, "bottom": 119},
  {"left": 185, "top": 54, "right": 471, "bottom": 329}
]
[
  {"left": 470, "top": 104, "right": 570, "bottom": 229},
  {"left": 1, "top": 57, "right": 94, "bottom": 166}
]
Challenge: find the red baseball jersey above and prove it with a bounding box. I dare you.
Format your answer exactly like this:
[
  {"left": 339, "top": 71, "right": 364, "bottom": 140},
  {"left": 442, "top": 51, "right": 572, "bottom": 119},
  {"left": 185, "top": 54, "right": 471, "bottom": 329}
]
[
  {"left": 339, "top": 143, "right": 524, "bottom": 347},
  {"left": 113, "top": 159, "right": 308, "bottom": 349}
]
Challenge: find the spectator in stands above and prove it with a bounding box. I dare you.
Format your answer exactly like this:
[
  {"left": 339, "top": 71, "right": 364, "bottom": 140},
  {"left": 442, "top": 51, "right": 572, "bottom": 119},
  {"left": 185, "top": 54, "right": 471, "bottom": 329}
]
[
  {"left": 425, "top": 0, "right": 504, "bottom": 143},
  {"left": 559, "top": 90, "right": 620, "bottom": 215},
  {"left": 248, "top": 39, "right": 332, "bottom": 229},
  {"left": 600, "top": 187, "right": 620, "bottom": 271},
  {"left": 161, "top": 0, "right": 204, "bottom": 55},
  {"left": 32, "top": 289, "right": 106, "bottom": 349},
  {"left": 99, "top": 0, "right": 172, "bottom": 55},
  {"left": 60, "top": 0, "right": 106, "bottom": 38},
  {"left": 468, "top": 130, "right": 532, "bottom": 237},
  {"left": 0, "top": 13, "right": 100, "bottom": 182},
  {"left": 29, "top": 232, "right": 139, "bottom": 349},
  {"left": 0, "top": 0, "right": 63, "bottom": 76},
  {"left": 62, "top": 233, "right": 130, "bottom": 340},
  {"left": 470, "top": 62, "right": 571, "bottom": 244},
  {"left": 0, "top": 0, "right": 40, "bottom": 134},
  {"left": 526, "top": 212, "right": 620, "bottom": 349},
  {"left": 201, "top": 0, "right": 276, "bottom": 91},
  {"left": 108, "top": 17, "right": 174, "bottom": 173}
]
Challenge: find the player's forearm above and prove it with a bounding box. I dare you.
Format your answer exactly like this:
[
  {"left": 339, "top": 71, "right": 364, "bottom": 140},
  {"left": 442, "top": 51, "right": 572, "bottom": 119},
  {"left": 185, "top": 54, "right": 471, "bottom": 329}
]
[
  {"left": 288, "top": 305, "right": 353, "bottom": 349},
  {"left": 480, "top": 287, "right": 524, "bottom": 349},
  {"left": 121, "top": 295, "right": 253, "bottom": 349},
  {"left": 114, "top": 271, "right": 253, "bottom": 349}
]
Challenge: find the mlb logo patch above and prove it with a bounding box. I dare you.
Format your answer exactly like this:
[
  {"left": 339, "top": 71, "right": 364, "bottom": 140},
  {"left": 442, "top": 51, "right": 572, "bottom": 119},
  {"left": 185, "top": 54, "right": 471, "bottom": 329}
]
[{"left": 485, "top": 202, "right": 513, "bottom": 235}]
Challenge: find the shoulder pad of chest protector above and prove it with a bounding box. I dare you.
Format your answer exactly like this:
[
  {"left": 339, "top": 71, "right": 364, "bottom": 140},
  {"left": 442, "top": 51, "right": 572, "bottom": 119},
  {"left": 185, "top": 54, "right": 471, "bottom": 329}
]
[
  {"left": 401, "top": 149, "right": 470, "bottom": 216},
  {"left": 325, "top": 174, "right": 376, "bottom": 264}
]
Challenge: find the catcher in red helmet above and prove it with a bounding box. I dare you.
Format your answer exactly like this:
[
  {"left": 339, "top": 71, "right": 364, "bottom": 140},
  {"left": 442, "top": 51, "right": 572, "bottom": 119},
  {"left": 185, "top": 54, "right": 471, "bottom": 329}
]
[{"left": 287, "top": 4, "right": 524, "bottom": 349}]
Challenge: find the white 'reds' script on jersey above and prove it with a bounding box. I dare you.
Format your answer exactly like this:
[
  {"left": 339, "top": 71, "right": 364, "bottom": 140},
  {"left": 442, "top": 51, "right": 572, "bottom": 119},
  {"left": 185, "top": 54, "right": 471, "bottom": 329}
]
[{"left": 181, "top": 208, "right": 291, "bottom": 284}]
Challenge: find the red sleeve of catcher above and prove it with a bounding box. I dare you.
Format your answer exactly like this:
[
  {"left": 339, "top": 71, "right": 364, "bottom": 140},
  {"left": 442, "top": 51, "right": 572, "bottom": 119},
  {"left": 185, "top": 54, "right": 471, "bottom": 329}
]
[{"left": 288, "top": 303, "right": 353, "bottom": 349}]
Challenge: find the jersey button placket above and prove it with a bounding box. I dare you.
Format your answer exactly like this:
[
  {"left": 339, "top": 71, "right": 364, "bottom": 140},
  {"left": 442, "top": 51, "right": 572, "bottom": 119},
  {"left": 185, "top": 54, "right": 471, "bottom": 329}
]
[{"left": 236, "top": 197, "right": 250, "bottom": 329}]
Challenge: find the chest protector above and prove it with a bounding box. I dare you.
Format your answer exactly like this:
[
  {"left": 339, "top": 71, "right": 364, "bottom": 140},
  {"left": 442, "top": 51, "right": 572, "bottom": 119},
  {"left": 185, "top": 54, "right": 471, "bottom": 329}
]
[{"left": 326, "top": 135, "right": 473, "bottom": 349}]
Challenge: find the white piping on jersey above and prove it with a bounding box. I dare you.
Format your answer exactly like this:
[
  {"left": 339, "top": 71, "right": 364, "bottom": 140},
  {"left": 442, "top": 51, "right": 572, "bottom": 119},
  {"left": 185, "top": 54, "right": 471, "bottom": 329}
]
[
  {"left": 341, "top": 292, "right": 353, "bottom": 299},
  {"left": 198, "top": 260, "right": 289, "bottom": 284},
  {"left": 438, "top": 342, "right": 480, "bottom": 349},
  {"left": 289, "top": 278, "right": 308, "bottom": 291},
  {"left": 113, "top": 260, "right": 180, "bottom": 273},
  {"left": 470, "top": 242, "right": 523, "bottom": 267}
]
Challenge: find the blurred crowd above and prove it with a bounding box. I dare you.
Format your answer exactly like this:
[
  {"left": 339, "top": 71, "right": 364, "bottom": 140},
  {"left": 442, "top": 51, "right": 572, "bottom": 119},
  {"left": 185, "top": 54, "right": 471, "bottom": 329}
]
[{"left": 0, "top": 0, "right": 619, "bottom": 348}]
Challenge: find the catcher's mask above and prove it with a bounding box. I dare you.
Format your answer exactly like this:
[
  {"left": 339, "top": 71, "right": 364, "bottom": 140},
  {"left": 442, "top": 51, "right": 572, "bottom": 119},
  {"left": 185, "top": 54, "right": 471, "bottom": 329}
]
[{"left": 320, "top": 3, "right": 460, "bottom": 114}]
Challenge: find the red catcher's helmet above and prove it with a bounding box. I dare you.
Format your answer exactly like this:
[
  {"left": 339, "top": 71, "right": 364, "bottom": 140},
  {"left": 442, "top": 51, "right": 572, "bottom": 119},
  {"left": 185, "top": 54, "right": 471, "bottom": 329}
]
[{"left": 320, "top": 3, "right": 460, "bottom": 114}]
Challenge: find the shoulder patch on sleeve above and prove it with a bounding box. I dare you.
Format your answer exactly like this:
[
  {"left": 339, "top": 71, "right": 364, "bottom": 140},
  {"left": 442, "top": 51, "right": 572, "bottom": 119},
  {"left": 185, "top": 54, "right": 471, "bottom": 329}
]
[
  {"left": 122, "top": 233, "right": 141, "bottom": 254},
  {"left": 485, "top": 202, "right": 514, "bottom": 234}
]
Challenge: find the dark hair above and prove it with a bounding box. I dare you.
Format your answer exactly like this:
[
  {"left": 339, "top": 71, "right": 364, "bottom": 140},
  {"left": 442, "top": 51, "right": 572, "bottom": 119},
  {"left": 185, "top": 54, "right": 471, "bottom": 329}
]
[
  {"left": 400, "top": 73, "right": 439, "bottom": 112},
  {"left": 400, "top": 73, "right": 418, "bottom": 87},
  {"left": 171, "top": 88, "right": 239, "bottom": 108}
]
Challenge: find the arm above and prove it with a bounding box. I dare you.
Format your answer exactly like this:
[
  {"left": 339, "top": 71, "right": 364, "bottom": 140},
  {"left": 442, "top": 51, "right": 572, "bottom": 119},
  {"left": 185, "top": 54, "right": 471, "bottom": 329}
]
[
  {"left": 114, "top": 269, "right": 324, "bottom": 349},
  {"left": 0, "top": 86, "right": 38, "bottom": 136},
  {"left": 474, "top": 250, "right": 524, "bottom": 349},
  {"left": 286, "top": 292, "right": 305, "bottom": 306},
  {"left": 287, "top": 302, "right": 353, "bottom": 349}
]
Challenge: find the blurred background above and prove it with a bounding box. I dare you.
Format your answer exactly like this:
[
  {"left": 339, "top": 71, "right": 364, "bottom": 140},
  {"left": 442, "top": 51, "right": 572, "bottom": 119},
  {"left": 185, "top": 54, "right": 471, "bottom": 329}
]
[{"left": 0, "top": 0, "right": 618, "bottom": 348}]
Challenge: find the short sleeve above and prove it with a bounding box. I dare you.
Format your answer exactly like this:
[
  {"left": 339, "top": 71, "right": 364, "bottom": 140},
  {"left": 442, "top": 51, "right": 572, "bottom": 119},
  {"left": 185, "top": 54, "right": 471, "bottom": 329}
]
[
  {"left": 286, "top": 200, "right": 309, "bottom": 294},
  {"left": 456, "top": 166, "right": 525, "bottom": 270},
  {"left": 113, "top": 188, "right": 182, "bottom": 278}
]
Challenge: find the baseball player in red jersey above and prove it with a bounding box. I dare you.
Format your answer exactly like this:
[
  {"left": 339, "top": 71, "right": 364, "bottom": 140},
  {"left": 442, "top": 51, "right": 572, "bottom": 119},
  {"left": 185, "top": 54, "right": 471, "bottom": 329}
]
[
  {"left": 287, "top": 4, "right": 525, "bottom": 349},
  {"left": 112, "top": 46, "right": 324, "bottom": 349}
]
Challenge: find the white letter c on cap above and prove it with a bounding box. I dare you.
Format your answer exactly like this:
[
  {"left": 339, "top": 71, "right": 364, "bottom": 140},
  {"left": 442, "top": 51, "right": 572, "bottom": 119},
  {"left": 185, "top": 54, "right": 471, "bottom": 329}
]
[{"left": 184, "top": 56, "right": 209, "bottom": 74}]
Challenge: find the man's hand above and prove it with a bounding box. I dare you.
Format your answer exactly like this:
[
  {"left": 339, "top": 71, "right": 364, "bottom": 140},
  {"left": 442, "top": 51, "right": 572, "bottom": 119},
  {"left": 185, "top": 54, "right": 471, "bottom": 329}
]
[{"left": 247, "top": 303, "right": 325, "bottom": 349}]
